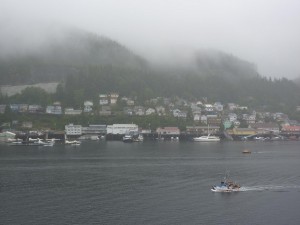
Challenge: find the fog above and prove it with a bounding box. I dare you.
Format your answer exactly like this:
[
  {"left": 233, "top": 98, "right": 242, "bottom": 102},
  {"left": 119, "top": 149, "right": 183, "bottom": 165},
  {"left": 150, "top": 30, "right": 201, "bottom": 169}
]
[{"left": 1, "top": 0, "right": 300, "bottom": 78}]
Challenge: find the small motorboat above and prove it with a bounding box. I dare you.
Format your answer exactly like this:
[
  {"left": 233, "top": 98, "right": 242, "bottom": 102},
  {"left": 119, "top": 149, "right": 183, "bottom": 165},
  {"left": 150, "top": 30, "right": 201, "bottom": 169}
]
[
  {"left": 242, "top": 149, "right": 251, "bottom": 154},
  {"left": 211, "top": 173, "right": 241, "bottom": 192}
]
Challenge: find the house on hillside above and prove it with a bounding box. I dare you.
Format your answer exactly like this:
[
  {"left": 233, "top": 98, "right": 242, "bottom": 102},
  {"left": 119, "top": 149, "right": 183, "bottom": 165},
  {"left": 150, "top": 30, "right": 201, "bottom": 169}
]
[
  {"left": 28, "top": 105, "right": 44, "bottom": 114},
  {"left": 84, "top": 101, "right": 93, "bottom": 113},
  {"left": 155, "top": 106, "right": 166, "bottom": 116},
  {"left": 172, "top": 109, "right": 187, "bottom": 119},
  {"left": 145, "top": 108, "right": 156, "bottom": 115},
  {"left": 110, "top": 93, "right": 119, "bottom": 105},
  {"left": 134, "top": 106, "right": 145, "bottom": 116},
  {"left": 99, "top": 106, "right": 111, "bottom": 116},
  {"left": 214, "top": 102, "right": 224, "bottom": 112},
  {"left": 99, "top": 94, "right": 109, "bottom": 105},
  {"left": 46, "top": 103, "right": 62, "bottom": 115},
  {"left": 65, "top": 108, "right": 82, "bottom": 115}
]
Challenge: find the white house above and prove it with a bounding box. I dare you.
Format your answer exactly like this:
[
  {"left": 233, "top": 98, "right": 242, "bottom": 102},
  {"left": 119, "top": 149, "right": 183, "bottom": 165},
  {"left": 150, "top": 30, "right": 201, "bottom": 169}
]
[
  {"left": 155, "top": 106, "right": 166, "bottom": 116},
  {"left": 245, "top": 115, "right": 256, "bottom": 124},
  {"left": 173, "top": 109, "right": 187, "bottom": 118},
  {"left": 84, "top": 101, "right": 93, "bottom": 113},
  {"left": 214, "top": 102, "right": 224, "bottom": 112},
  {"left": 204, "top": 104, "right": 214, "bottom": 112},
  {"left": 146, "top": 108, "right": 156, "bottom": 115},
  {"left": 110, "top": 93, "right": 119, "bottom": 105},
  {"left": 65, "top": 108, "right": 82, "bottom": 115},
  {"left": 99, "top": 94, "right": 109, "bottom": 105},
  {"left": 228, "top": 103, "right": 238, "bottom": 111},
  {"left": 134, "top": 106, "right": 145, "bottom": 116},
  {"left": 106, "top": 124, "right": 138, "bottom": 135},
  {"left": 193, "top": 112, "right": 201, "bottom": 121},
  {"left": 228, "top": 113, "right": 237, "bottom": 122},
  {"left": 46, "top": 105, "right": 62, "bottom": 115}
]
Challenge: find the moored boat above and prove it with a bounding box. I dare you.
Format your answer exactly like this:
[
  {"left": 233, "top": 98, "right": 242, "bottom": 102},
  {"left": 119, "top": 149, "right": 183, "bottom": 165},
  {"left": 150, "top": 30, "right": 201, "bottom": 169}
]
[
  {"left": 193, "top": 124, "right": 220, "bottom": 142},
  {"left": 193, "top": 134, "right": 220, "bottom": 142},
  {"left": 65, "top": 140, "right": 81, "bottom": 146},
  {"left": 123, "top": 134, "right": 133, "bottom": 143}
]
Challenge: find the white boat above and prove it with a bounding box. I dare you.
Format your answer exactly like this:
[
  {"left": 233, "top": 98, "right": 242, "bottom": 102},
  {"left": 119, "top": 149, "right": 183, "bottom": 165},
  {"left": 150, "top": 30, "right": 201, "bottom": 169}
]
[
  {"left": 211, "top": 173, "right": 241, "bottom": 192},
  {"left": 123, "top": 134, "right": 133, "bottom": 143},
  {"left": 133, "top": 134, "right": 144, "bottom": 142},
  {"left": 65, "top": 140, "right": 81, "bottom": 145},
  {"left": 10, "top": 138, "right": 49, "bottom": 146},
  {"left": 193, "top": 134, "right": 220, "bottom": 142},
  {"left": 0, "top": 131, "right": 16, "bottom": 142},
  {"left": 193, "top": 125, "right": 220, "bottom": 142}
]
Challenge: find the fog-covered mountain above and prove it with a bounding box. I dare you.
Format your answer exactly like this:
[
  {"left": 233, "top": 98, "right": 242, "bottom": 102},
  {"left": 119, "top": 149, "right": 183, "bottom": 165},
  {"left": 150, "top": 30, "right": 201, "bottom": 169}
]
[{"left": 0, "top": 28, "right": 259, "bottom": 85}]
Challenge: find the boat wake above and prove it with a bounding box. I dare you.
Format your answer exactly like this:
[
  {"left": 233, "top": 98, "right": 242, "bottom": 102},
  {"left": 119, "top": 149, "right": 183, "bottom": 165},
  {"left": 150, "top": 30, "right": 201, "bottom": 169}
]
[{"left": 239, "top": 185, "right": 300, "bottom": 192}]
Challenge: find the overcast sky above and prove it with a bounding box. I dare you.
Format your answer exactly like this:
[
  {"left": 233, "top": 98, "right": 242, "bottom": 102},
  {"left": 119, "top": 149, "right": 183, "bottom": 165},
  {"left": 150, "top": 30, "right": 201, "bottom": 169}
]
[{"left": 1, "top": 0, "right": 300, "bottom": 78}]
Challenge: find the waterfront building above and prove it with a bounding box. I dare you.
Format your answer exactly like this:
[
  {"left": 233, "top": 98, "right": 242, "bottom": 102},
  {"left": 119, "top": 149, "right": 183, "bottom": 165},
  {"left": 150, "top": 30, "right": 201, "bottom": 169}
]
[
  {"left": 65, "top": 124, "right": 82, "bottom": 136},
  {"left": 250, "top": 123, "right": 280, "bottom": 134},
  {"left": 186, "top": 126, "right": 220, "bottom": 135},
  {"left": 82, "top": 125, "right": 107, "bottom": 135},
  {"left": 227, "top": 128, "right": 256, "bottom": 136},
  {"left": 106, "top": 124, "right": 138, "bottom": 135},
  {"left": 156, "top": 127, "right": 180, "bottom": 135}
]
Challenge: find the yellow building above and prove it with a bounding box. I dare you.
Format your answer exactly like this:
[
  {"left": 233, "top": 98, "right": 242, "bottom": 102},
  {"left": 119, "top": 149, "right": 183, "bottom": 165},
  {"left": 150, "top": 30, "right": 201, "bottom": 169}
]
[{"left": 227, "top": 128, "right": 257, "bottom": 136}]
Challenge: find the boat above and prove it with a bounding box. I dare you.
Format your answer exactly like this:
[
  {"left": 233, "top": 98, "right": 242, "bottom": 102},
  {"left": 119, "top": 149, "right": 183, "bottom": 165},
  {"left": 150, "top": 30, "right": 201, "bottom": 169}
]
[
  {"left": 242, "top": 149, "right": 251, "bottom": 154},
  {"left": 0, "top": 131, "right": 16, "bottom": 142},
  {"left": 43, "top": 139, "right": 55, "bottom": 147},
  {"left": 123, "top": 134, "right": 133, "bottom": 143},
  {"left": 193, "top": 125, "right": 220, "bottom": 142},
  {"left": 65, "top": 140, "right": 81, "bottom": 146},
  {"left": 133, "top": 134, "right": 144, "bottom": 142},
  {"left": 211, "top": 173, "right": 241, "bottom": 192},
  {"left": 10, "top": 138, "right": 49, "bottom": 146},
  {"left": 193, "top": 134, "right": 220, "bottom": 142}
]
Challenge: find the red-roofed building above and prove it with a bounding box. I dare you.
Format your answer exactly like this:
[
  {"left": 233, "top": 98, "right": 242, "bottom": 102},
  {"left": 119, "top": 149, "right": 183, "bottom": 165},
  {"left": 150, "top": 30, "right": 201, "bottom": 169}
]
[
  {"left": 281, "top": 125, "right": 300, "bottom": 132},
  {"left": 156, "top": 127, "right": 180, "bottom": 135}
]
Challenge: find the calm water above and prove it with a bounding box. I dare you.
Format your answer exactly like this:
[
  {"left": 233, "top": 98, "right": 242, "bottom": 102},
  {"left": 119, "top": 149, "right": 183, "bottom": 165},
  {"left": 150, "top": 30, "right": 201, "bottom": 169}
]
[{"left": 1, "top": 140, "right": 300, "bottom": 225}]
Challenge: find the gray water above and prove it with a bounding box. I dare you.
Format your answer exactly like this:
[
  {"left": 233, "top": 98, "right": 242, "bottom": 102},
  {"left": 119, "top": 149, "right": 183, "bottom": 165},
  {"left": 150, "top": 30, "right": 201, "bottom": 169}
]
[{"left": 1, "top": 141, "right": 300, "bottom": 225}]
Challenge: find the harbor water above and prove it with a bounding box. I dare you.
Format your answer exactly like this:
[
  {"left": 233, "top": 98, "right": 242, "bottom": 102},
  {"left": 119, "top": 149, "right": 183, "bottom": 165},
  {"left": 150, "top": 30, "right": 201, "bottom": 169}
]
[{"left": 1, "top": 140, "right": 300, "bottom": 225}]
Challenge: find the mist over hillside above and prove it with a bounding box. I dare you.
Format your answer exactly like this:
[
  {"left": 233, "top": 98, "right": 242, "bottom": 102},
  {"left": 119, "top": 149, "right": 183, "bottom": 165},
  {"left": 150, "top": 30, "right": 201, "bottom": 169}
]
[{"left": 0, "top": 28, "right": 259, "bottom": 85}]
